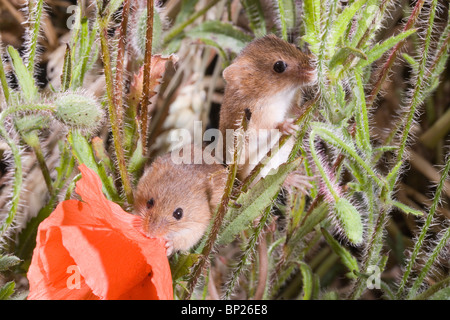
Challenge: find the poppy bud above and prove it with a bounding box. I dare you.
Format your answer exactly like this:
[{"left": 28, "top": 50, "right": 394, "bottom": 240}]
[{"left": 54, "top": 92, "right": 104, "bottom": 132}]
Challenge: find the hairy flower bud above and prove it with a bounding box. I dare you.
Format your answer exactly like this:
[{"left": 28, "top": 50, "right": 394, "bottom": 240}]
[
  {"left": 54, "top": 93, "right": 104, "bottom": 132},
  {"left": 133, "top": 7, "right": 163, "bottom": 57}
]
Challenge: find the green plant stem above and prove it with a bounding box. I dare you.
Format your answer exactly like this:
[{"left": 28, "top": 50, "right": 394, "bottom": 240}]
[
  {"left": 0, "top": 124, "right": 22, "bottom": 239},
  {"left": 31, "top": 140, "right": 54, "bottom": 195},
  {"left": 407, "top": 226, "right": 450, "bottom": 299},
  {"left": 349, "top": 204, "right": 389, "bottom": 300},
  {"left": 413, "top": 277, "right": 450, "bottom": 300},
  {"left": 0, "top": 49, "right": 9, "bottom": 104},
  {"left": 397, "top": 155, "right": 450, "bottom": 298},
  {"left": 163, "top": 0, "right": 222, "bottom": 44},
  {"left": 98, "top": 17, "right": 134, "bottom": 206},
  {"left": 396, "top": 0, "right": 437, "bottom": 164},
  {"left": 224, "top": 203, "right": 272, "bottom": 299},
  {"left": 113, "top": 0, "right": 130, "bottom": 132},
  {"left": 184, "top": 114, "right": 247, "bottom": 300},
  {"left": 26, "top": 0, "right": 44, "bottom": 76}
]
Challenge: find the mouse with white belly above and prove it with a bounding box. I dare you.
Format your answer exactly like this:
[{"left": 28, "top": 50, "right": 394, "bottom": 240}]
[
  {"left": 133, "top": 149, "right": 227, "bottom": 256},
  {"left": 219, "top": 34, "right": 317, "bottom": 190}
]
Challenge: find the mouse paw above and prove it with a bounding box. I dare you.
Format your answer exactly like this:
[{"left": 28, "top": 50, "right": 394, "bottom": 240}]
[
  {"left": 164, "top": 240, "right": 174, "bottom": 256},
  {"left": 277, "top": 119, "right": 299, "bottom": 136},
  {"left": 283, "top": 171, "right": 315, "bottom": 195}
]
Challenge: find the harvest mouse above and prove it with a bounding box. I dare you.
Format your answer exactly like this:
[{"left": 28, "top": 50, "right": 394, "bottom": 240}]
[
  {"left": 134, "top": 145, "right": 227, "bottom": 256},
  {"left": 219, "top": 34, "right": 317, "bottom": 188}
]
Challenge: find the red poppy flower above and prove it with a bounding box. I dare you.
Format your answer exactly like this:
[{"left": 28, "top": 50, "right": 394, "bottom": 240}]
[{"left": 27, "top": 165, "right": 173, "bottom": 300}]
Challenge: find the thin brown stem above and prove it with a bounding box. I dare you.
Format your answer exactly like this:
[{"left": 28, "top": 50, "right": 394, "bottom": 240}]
[
  {"left": 113, "top": 0, "right": 131, "bottom": 129},
  {"left": 98, "top": 15, "right": 134, "bottom": 206},
  {"left": 139, "top": 0, "right": 154, "bottom": 156},
  {"left": 184, "top": 114, "right": 248, "bottom": 299}
]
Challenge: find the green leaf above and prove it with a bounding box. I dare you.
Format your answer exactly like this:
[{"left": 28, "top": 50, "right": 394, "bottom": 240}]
[
  {"left": 276, "top": 0, "right": 296, "bottom": 40},
  {"left": 328, "top": 0, "right": 368, "bottom": 52},
  {"left": 402, "top": 53, "right": 419, "bottom": 72},
  {"left": 218, "top": 158, "right": 301, "bottom": 245},
  {"left": 350, "top": 0, "right": 379, "bottom": 47},
  {"left": 0, "top": 255, "right": 21, "bottom": 271},
  {"left": 303, "top": 0, "right": 320, "bottom": 50},
  {"left": 333, "top": 198, "right": 363, "bottom": 245},
  {"left": 0, "top": 46, "right": 10, "bottom": 102},
  {"left": 298, "top": 262, "right": 314, "bottom": 300},
  {"left": 358, "top": 29, "right": 416, "bottom": 68},
  {"left": 26, "top": 0, "right": 44, "bottom": 75},
  {"left": 186, "top": 21, "right": 252, "bottom": 58},
  {"left": 428, "top": 287, "right": 450, "bottom": 300},
  {"left": 7, "top": 46, "right": 38, "bottom": 101},
  {"left": 68, "top": 130, "right": 120, "bottom": 202},
  {"left": 0, "top": 281, "right": 15, "bottom": 300},
  {"left": 174, "top": 0, "right": 200, "bottom": 26},
  {"left": 290, "top": 202, "right": 329, "bottom": 244},
  {"left": 240, "top": 0, "right": 267, "bottom": 36},
  {"left": 390, "top": 200, "right": 423, "bottom": 216},
  {"left": 329, "top": 46, "right": 367, "bottom": 70},
  {"left": 61, "top": 44, "right": 72, "bottom": 91},
  {"left": 321, "top": 227, "right": 360, "bottom": 277},
  {"left": 170, "top": 253, "right": 201, "bottom": 281}
]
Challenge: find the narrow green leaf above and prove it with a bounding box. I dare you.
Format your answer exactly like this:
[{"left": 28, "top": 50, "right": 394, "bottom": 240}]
[
  {"left": 218, "top": 158, "right": 301, "bottom": 245},
  {"left": 102, "top": 0, "right": 124, "bottom": 18},
  {"left": 389, "top": 200, "right": 423, "bottom": 216},
  {"left": 174, "top": 0, "right": 200, "bottom": 26},
  {"left": 26, "top": 0, "right": 44, "bottom": 75},
  {"left": 290, "top": 202, "right": 329, "bottom": 244},
  {"left": 298, "top": 262, "right": 314, "bottom": 300},
  {"left": 0, "top": 281, "right": 15, "bottom": 300},
  {"left": 7, "top": 46, "right": 38, "bottom": 101},
  {"left": 358, "top": 29, "right": 416, "bottom": 68},
  {"left": 68, "top": 130, "right": 120, "bottom": 202},
  {"left": 402, "top": 53, "right": 419, "bottom": 72},
  {"left": 171, "top": 253, "right": 201, "bottom": 281},
  {"left": 333, "top": 198, "right": 363, "bottom": 245},
  {"left": 186, "top": 21, "right": 252, "bottom": 57},
  {"left": 353, "top": 71, "right": 371, "bottom": 153},
  {"left": 240, "top": 0, "right": 267, "bottom": 36},
  {"left": 329, "top": 0, "right": 368, "bottom": 52},
  {"left": 61, "top": 44, "right": 72, "bottom": 91},
  {"left": 0, "top": 255, "right": 21, "bottom": 271},
  {"left": 0, "top": 47, "right": 10, "bottom": 102},
  {"left": 329, "top": 46, "right": 367, "bottom": 70},
  {"left": 428, "top": 287, "right": 450, "bottom": 300},
  {"left": 321, "top": 227, "right": 360, "bottom": 276},
  {"left": 303, "top": 0, "right": 320, "bottom": 50},
  {"left": 350, "top": 0, "right": 380, "bottom": 48}
]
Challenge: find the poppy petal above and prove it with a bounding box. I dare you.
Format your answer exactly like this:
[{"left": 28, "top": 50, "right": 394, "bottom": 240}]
[{"left": 59, "top": 225, "right": 153, "bottom": 300}]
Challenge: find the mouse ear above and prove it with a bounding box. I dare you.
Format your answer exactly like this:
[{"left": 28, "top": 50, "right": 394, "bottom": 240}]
[{"left": 223, "top": 63, "right": 242, "bottom": 85}]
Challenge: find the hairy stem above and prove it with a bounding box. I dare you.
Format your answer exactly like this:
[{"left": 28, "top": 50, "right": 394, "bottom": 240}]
[
  {"left": 397, "top": 155, "right": 450, "bottom": 298},
  {"left": 0, "top": 124, "right": 22, "bottom": 240},
  {"left": 140, "top": 0, "right": 154, "bottom": 156},
  {"left": 98, "top": 16, "right": 134, "bottom": 206}
]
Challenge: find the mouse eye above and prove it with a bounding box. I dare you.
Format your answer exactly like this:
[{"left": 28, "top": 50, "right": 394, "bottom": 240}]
[
  {"left": 173, "top": 208, "right": 183, "bottom": 220},
  {"left": 146, "top": 198, "right": 155, "bottom": 209},
  {"left": 273, "top": 60, "right": 287, "bottom": 73}
]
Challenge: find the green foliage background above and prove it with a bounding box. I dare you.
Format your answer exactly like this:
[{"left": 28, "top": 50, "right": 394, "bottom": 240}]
[{"left": 0, "top": 0, "right": 449, "bottom": 300}]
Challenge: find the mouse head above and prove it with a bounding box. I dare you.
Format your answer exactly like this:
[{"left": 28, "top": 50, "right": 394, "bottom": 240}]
[
  {"left": 223, "top": 34, "right": 317, "bottom": 99},
  {"left": 133, "top": 156, "right": 218, "bottom": 252}
]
